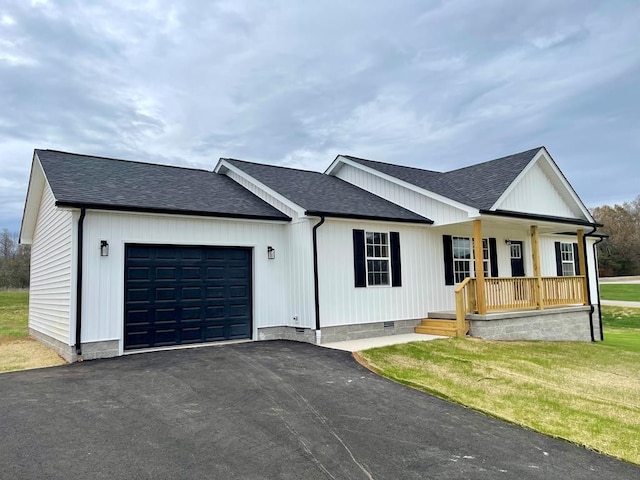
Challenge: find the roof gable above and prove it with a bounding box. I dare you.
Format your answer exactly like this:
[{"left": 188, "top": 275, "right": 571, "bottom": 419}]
[
  {"left": 220, "top": 158, "right": 433, "bottom": 224},
  {"left": 492, "top": 148, "right": 594, "bottom": 222},
  {"left": 33, "top": 150, "right": 291, "bottom": 221}
]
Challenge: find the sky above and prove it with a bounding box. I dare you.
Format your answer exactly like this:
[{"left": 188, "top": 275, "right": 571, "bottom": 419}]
[{"left": 1, "top": 0, "right": 639, "bottom": 233}]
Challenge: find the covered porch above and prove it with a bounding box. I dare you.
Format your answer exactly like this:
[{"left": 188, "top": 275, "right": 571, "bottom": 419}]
[{"left": 417, "top": 217, "right": 595, "bottom": 340}]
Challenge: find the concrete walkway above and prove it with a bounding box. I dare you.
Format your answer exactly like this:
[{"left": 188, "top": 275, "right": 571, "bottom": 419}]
[
  {"left": 322, "top": 332, "right": 443, "bottom": 352},
  {"left": 601, "top": 299, "right": 640, "bottom": 308}
]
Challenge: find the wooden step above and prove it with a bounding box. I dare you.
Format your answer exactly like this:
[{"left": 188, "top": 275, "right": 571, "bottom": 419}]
[{"left": 414, "top": 318, "right": 469, "bottom": 337}]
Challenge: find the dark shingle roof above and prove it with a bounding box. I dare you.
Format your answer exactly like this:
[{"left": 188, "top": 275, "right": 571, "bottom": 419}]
[
  {"left": 342, "top": 147, "right": 541, "bottom": 210},
  {"left": 223, "top": 158, "right": 433, "bottom": 224},
  {"left": 36, "top": 150, "right": 290, "bottom": 221}
]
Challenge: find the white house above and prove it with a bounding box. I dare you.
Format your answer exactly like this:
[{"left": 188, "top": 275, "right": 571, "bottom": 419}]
[{"left": 20, "top": 147, "right": 603, "bottom": 361}]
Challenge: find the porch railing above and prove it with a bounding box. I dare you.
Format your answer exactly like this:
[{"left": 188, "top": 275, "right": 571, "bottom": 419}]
[{"left": 454, "top": 276, "right": 587, "bottom": 337}]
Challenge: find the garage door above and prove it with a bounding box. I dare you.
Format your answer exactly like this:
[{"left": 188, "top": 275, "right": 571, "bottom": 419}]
[{"left": 124, "top": 245, "right": 252, "bottom": 350}]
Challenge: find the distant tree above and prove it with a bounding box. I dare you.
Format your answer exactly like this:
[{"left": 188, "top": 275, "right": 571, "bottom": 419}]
[
  {"left": 0, "top": 229, "right": 30, "bottom": 289},
  {"left": 592, "top": 196, "right": 640, "bottom": 276}
]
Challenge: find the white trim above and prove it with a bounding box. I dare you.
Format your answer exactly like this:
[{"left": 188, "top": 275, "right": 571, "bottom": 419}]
[
  {"left": 19, "top": 153, "right": 46, "bottom": 245},
  {"left": 214, "top": 159, "right": 306, "bottom": 217},
  {"left": 327, "top": 155, "right": 479, "bottom": 216}
]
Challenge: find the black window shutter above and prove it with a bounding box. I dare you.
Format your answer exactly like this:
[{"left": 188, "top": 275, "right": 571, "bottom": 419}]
[
  {"left": 573, "top": 243, "right": 581, "bottom": 275},
  {"left": 443, "top": 235, "right": 454, "bottom": 286},
  {"left": 489, "top": 237, "right": 499, "bottom": 277},
  {"left": 554, "top": 242, "right": 563, "bottom": 276},
  {"left": 353, "top": 229, "right": 366, "bottom": 287},
  {"left": 390, "top": 232, "right": 402, "bottom": 287}
]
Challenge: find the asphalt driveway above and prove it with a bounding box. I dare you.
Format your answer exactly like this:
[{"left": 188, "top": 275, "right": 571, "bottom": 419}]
[{"left": 0, "top": 341, "right": 637, "bottom": 479}]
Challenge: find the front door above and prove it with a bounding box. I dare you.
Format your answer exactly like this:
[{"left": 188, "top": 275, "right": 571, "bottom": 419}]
[{"left": 510, "top": 241, "right": 525, "bottom": 277}]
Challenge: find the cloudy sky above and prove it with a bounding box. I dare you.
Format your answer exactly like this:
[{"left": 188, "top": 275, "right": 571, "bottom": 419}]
[{"left": 1, "top": 0, "right": 639, "bottom": 232}]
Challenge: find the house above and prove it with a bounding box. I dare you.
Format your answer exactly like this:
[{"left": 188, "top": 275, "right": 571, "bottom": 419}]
[{"left": 20, "top": 147, "right": 602, "bottom": 361}]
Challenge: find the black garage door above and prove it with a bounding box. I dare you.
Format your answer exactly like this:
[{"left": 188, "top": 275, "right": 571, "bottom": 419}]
[{"left": 124, "top": 245, "right": 252, "bottom": 350}]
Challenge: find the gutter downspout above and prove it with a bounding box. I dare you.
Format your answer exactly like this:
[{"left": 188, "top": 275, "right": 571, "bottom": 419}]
[
  {"left": 75, "top": 208, "right": 86, "bottom": 359},
  {"left": 592, "top": 236, "right": 605, "bottom": 341},
  {"left": 582, "top": 226, "right": 597, "bottom": 342},
  {"left": 312, "top": 216, "right": 326, "bottom": 343}
]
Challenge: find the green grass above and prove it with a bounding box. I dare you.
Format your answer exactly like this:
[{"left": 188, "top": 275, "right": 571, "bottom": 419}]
[
  {"left": 0, "top": 290, "right": 29, "bottom": 338},
  {"left": 601, "top": 306, "right": 640, "bottom": 352},
  {"left": 358, "top": 305, "right": 640, "bottom": 465},
  {"left": 600, "top": 283, "right": 640, "bottom": 302}
]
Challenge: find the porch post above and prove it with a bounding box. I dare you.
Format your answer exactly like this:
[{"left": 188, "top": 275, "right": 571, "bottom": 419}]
[
  {"left": 577, "top": 228, "right": 589, "bottom": 305},
  {"left": 473, "top": 219, "right": 487, "bottom": 315},
  {"left": 530, "top": 225, "right": 544, "bottom": 310}
]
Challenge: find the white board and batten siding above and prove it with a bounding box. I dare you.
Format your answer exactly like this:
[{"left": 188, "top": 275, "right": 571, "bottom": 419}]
[
  {"left": 29, "top": 184, "right": 75, "bottom": 345},
  {"left": 80, "top": 211, "right": 312, "bottom": 351},
  {"left": 496, "top": 161, "right": 582, "bottom": 218},
  {"left": 316, "top": 219, "right": 451, "bottom": 327},
  {"left": 333, "top": 163, "right": 469, "bottom": 225}
]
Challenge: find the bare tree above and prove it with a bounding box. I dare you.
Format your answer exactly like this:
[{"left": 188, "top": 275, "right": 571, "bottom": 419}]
[
  {"left": 592, "top": 195, "right": 640, "bottom": 276},
  {"left": 0, "top": 229, "right": 30, "bottom": 289}
]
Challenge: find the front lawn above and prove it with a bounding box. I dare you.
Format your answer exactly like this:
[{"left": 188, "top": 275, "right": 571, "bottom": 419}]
[
  {"left": 599, "top": 283, "right": 640, "bottom": 302},
  {"left": 0, "top": 290, "right": 66, "bottom": 372},
  {"left": 357, "top": 306, "right": 640, "bottom": 465}
]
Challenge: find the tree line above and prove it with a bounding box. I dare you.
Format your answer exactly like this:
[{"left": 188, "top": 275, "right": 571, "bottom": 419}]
[
  {"left": 0, "top": 229, "right": 30, "bottom": 289},
  {"left": 592, "top": 195, "right": 640, "bottom": 277}
]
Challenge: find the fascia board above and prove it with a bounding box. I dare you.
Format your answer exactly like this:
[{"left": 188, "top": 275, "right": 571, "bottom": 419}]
[
  {"left": 19, "top": 152, "right": 46, "bottom": 244},
  {"left": 215, "top": 159, "right": 306, "bottom": 217},
  {"left": 329, "top": 156, "right": 479, "bottom": 216}
]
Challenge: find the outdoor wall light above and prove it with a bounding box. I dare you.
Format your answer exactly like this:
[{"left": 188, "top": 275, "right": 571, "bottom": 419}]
[
  {"left": 267, "top": 246, "right": 275, "bottom": 260},
  {"left": 504, "top": 239, "right": 512, "bottom": 245},
  {"left": 100, "top": 240, "right": 109, "bottom": 257}
]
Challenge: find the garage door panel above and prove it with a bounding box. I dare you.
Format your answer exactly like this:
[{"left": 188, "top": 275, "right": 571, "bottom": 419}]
[
  {"left": 155, "top": 308, "right": 177, "bottom": 323},
  {"left": 125, "top": 245, "right": 252, "bottom": 350},
  {"left": 155, "top": 287, "right": 177, "bottom": 302},
  {"left": 128, "top": 267, "right": 150, "bottom": 281},
  {"left": 206, "top": 286, "right": 225, "bottom": 298},
  {"left": 156, "top": 267, "right": 176, "bottom": 280},
  {"left": 127, "top": 288, "right": 150, "bottom": 303}
]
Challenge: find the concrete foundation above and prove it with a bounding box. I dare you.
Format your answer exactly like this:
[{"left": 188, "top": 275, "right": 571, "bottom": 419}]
[
  {"left": 468, "top": 305, "right": 597, "bottom": 341},
  {"left": 29, "top": 329, "right": 119, "bottom": 362},
  {"left": 318, "top": 319, "right": 421, "bottom": 344}
]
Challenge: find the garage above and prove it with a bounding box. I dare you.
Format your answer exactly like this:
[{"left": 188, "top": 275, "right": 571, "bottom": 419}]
[{"left": 124, "top": 245, "right": 252, "bottom": 350}]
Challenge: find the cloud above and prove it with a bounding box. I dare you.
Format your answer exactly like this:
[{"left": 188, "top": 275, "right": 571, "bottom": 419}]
[{"left": 0, "top": 0, "right": 639, "bottom": 231}]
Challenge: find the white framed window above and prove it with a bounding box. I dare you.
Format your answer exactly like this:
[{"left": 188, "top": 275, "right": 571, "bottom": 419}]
[
  {"left": 452, "top": 236, "right": 472, "bottom": 283},
  {"left": 366, "top": 231, "right": 390, "bottom": 286},
  {"left": 480, "top": 238, "right": 490, "bottom": 277},
  {"left": 452, "top": 236, "right": 493, "bottom": 283},
  {"left": 560, "top": 242, "right": 575, "bottom": 276},
  {"left": 510, "top": 242, "right": 522, "bottom": 260}
]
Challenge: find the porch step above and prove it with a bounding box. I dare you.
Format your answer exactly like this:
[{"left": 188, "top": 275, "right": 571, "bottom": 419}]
[{"left": 414, "top": 318, "right": 469, "bottom": 337}]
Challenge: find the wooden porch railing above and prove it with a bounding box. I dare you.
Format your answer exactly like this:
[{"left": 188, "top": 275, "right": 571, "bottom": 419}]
[{"left": 454, "top": 276, "right": 587, "bottom": 337}]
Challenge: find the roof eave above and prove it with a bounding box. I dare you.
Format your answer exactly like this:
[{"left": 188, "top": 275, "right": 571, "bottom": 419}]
[
  {"left": 480, "top": 209, "right": 602, "bottom": 228},
  {"left": 304, "top": 210, "right": 433, "bottom": 225},
  {"left": 54, "top": 201, "right": 292, "bottom": 222}
]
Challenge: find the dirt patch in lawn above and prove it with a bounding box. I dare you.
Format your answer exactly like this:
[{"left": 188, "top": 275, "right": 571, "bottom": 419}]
[{"left": 0, "top": 337, "right": 66, "bottom": 373}]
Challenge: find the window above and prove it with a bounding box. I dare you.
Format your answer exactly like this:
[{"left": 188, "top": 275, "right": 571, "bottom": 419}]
[
  {"left": 366, "top": 232, "right": 390, "bottom": 286},
  {"left": 510, "top": 242, "right": 522, "bottom": 260},
  {"left": 353, "top": 229, "right": 401, "bottom": 288},
  {"left": 443, "top": 235, "right": 498, "bottom": 285},
  {"left": 560, "top": 242, "right": 575, "bottom": 276},
  {"left": 452, "top": 237, "right": 471, "bottom": 283},
  {"left": 481, "top": 238, "right": 490, "bottom": 277}
]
